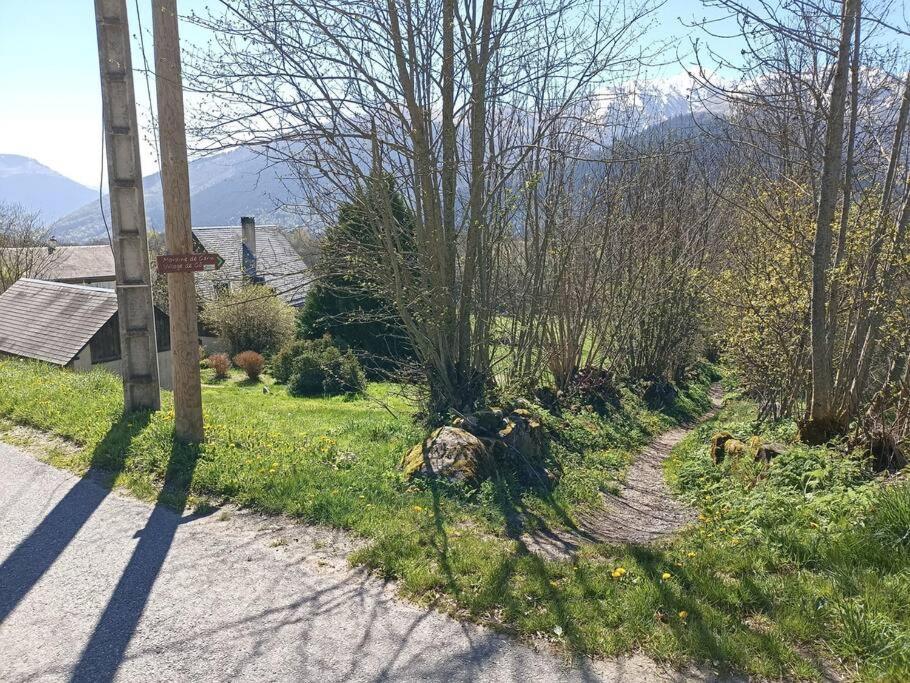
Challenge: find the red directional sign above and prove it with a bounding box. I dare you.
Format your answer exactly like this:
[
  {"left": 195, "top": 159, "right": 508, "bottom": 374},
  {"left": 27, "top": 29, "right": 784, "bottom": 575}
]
[{"left": 156, "top": 252, "right": 225, "bottom": 274}]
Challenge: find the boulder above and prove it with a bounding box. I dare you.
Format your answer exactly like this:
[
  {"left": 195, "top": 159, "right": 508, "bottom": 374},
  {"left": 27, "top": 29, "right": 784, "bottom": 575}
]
[
  {"left": 401, "top": 426, "right": 490, "bottom": 482},
  {"left": 462, "top": 408, "right": 505, "bottom": 435},
  {"left": 754, "top": 442, "right": 787, "bottom": 464},
  {"left": 723, "top": 439, "right": 748, "bottom": 460},
  {"left": 498, "top": 411, "right": 548, "bottom": 464},
  {"left": 710, "top": 431, "right": 734, "bottom": 464}
]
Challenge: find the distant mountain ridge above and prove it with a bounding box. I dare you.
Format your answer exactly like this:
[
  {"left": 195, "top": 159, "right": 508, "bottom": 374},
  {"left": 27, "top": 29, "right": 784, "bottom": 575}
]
[
  {"left": 54, "top": 147, "right": 307, "bottom": 244},
  {"left": 19, "top": 73, "right": 729, "bottom": 244},
  {"left": 0, "top": 155, "right": 96, "bottom": 222}
]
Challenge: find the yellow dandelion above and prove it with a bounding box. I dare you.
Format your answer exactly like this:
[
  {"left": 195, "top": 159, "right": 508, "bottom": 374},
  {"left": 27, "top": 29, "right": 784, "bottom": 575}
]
[
  {"left": 678, "top": 610, "right": 688, "bottom": 620},
  {"left": 413, "top": 505, "right": 423, "bottom": 512},
  {"left": 662, "top": 572, "right": 672, "bottom": 580},
  {"left": 686, "top": 551, "right": 696, "bottom": 558}
]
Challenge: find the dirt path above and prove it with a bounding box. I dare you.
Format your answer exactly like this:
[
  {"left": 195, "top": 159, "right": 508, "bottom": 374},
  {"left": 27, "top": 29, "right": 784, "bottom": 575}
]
[{"left": 524, "top": 384, "right": 724, "bottom": 560}]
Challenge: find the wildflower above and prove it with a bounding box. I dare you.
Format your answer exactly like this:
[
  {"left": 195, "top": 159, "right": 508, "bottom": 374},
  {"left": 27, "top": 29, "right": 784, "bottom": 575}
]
[
  {"left": 611, "top": 566, "right": 627, "bottom": 579},
  {"left": 413, "top": 505, "right": 423, "bottom": 512},
  {"left": 678, "top": 610, "right": 688, "bottom": 620},
  {"left": 661, "top": 572, "right": 672, "bottom": 581},
  {"left": 686, "top": 551, "right": 696, "bottom": 558}
]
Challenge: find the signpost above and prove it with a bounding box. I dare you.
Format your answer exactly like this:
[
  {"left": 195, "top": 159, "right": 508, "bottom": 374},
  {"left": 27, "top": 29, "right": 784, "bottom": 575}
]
[{"left": 156, "top": 252, "right": 225, "bottom": 274}]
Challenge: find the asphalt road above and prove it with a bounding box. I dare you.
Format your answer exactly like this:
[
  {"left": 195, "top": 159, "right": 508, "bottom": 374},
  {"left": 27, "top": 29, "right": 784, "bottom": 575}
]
[{"left": 0, "top": 441, "right": 721, "bottom": 683}]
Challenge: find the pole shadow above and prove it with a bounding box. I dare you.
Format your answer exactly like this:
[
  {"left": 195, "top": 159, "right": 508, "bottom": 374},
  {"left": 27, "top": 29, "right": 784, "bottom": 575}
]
[
  {"left": 69, "top": 437, "right": 202, "bottom": 683},
  {"left": 0, "top": 411, "right": 152, "bottom": 623}
]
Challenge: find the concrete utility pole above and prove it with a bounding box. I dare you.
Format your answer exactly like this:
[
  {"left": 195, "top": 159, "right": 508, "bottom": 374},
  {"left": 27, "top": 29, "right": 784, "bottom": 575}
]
[
  {"left": 152, "top": 0, "right": 204, "bottom": 442},
  {"left": 94, "top": 0, "right": 161, "bottom": 412}
]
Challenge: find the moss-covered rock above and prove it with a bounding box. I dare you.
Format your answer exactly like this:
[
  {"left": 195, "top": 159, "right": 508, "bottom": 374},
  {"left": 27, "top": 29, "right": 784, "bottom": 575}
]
[
  {"left": 723, "top": 438, "right": 747, "bottom": 460},
  {"left": 499, "top": 413, "right": 547, "bottom": 464},
  {"left": 463, "top": 408, "right": 505, "bottom": 435},
  {"left": 401, "top": 426, "right": 490, "bottom": 482},
  {"left": 754, "top": 441, "right": 787, "bottom": 464},
  {"left": 710, "top": 431, "right": 734, "bottom": 464}
]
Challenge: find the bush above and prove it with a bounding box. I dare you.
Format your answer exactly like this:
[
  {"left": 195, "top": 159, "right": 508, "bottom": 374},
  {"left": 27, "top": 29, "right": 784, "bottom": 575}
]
[
  {"left": 200, "top": 285, "right": 295, "bottom": 357},
  {"left": 233, "top": 351, "right": 265, "bottom": 380},
  {"left": 207, "top": 353, "right": 231, "bottom": 379},
  {"left": 273, "top": 336, "right": 366, "bottom": 396}
]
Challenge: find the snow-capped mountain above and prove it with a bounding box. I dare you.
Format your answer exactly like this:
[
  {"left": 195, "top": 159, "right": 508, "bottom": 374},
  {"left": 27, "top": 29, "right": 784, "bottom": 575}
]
[{"left": 596, "top": 72, "right": 729, "bottom": 132}]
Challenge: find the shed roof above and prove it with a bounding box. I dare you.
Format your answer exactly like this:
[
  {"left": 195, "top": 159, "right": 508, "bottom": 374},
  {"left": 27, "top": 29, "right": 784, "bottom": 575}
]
[
  {"left": 0, "top": 279, "right": 118, "bottom": 365},
  {"left": 192, "top": 225, "right": 309, "bottom": 306}
]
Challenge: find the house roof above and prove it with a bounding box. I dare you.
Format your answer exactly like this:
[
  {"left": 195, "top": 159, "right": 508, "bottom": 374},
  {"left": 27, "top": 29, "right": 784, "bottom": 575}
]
[
  {"left": 0, "top": 245, "right": 116, "bottom": 283},
  {"left": 0, "top": 279, "right": 118, "bottom": 365},
  {"left": 192, "top": 225, "right": 309, "bottom": 306}
]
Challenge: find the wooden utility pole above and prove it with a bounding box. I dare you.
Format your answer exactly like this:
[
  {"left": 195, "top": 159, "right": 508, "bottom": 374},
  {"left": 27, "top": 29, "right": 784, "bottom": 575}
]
[
  {"left": 152, "top": 0, "right": 204, "bottom": 442},
  {"left": 94, "top": 0, "right": 161, "bottom": 412}
]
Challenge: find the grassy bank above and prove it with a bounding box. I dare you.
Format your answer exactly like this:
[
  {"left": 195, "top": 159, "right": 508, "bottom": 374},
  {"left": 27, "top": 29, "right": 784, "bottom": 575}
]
[
  {"left": 8, "top": 359, "right": 901, "bottom": 678},
  {"left": 664, "top": 396, "right": 910, "bottom": 681}
]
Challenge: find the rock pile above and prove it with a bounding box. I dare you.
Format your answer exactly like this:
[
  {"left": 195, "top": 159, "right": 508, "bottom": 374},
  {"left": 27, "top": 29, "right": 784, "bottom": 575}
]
[{"left": 710, "top": 431, "right": 786, "bottom": 465}]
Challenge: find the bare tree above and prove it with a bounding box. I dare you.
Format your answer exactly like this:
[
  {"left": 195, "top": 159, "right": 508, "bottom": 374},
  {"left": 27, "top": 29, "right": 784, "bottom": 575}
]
[
  {"left": 690, "top": 0, "right": 910, "bottom": 443},
  {"left": 187, "top": 0, "right": 661, "bottom": 418},
  {"left": 0, "top": 202, "right": 58, "bottom": 293}
]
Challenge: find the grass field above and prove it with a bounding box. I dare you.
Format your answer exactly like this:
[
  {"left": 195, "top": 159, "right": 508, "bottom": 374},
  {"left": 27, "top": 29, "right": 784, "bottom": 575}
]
[{"left": 1, "top": 358, "right": 905, "bottom": 680}]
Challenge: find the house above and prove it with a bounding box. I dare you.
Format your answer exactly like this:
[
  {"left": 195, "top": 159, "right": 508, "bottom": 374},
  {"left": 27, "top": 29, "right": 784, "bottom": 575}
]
[
  {"left": 192, "top": 222, "right": 309, "bottom": 307},
  {"left": 2, "top": 222, "right": 309, "bottom": 304},
  {"left": 0, "top": 242, "right": 116, "bottom": 290},
  {"left": 0, "top": 278, "right": 173, "bottom": 389}
]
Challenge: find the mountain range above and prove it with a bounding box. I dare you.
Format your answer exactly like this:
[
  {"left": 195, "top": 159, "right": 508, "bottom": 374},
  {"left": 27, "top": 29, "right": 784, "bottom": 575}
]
[
  {"left": 4, "top": 74, "right": 714, "bottom": 244},
  {"left": 0, "top": 155, "right": 96, "bottom": 223},
  {"left": 52, "top": 147, "right": 305, "bottom": 244}
]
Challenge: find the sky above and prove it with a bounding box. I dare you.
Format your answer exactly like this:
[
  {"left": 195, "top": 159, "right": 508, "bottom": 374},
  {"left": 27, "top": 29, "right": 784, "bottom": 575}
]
[
  {"left": 0, "top": 0, "right": 804, "bottom": 189},
  {"left": 0, "top": 0, "right": 210, "bottom": 187}
]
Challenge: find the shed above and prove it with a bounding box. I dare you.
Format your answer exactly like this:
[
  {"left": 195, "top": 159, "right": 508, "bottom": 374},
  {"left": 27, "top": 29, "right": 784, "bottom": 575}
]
[{"left": 0, "top": 279, "right": 172, "bottom": 387}]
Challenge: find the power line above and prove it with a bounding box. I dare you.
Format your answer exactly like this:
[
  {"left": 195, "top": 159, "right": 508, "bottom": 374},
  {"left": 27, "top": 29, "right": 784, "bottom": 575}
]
[
  {"left": 133, "top": 0, "right": 161, "bottom": 169},
  {"left": 99, "top": 120, "right": 112, "bottom": 249}
]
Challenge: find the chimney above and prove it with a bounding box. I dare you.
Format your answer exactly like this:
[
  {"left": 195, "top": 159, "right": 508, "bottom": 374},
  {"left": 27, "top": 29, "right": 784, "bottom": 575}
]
[
  {"left": 241, "top": 216, "right": 257, "bottom": 283},
  {"left": 46, "top": 236, "right": 58, "bottom": 254}
]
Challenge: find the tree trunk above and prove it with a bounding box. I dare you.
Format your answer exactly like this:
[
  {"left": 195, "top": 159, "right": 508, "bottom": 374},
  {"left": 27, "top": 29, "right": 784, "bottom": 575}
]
[{"left": 803, "top": 0, "right": 859, "bottom": 443}]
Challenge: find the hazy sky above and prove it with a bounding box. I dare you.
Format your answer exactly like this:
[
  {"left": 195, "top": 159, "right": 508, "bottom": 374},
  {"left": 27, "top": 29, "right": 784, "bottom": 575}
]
[{"left": 0, "top": 0, "right": 745, "bottom": 189}]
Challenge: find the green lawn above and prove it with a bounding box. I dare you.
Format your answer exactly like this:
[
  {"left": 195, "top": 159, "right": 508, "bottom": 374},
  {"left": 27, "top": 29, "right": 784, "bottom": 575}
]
[{"left": 1, "top": 358, "right": 905, "bottom": 680}]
